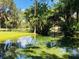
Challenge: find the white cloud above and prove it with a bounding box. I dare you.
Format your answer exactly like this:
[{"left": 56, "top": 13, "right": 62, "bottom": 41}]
[{"left": 21, "top": 9, "right": 25, "bottom": 12}]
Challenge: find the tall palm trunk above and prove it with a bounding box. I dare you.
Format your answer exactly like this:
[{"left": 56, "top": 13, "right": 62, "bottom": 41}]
[
  {"left": 34, "top": 0, "right": 38, "bottom": 35},
  {"left": 34, "top": 0, "right": 38, "bottom": 17}
]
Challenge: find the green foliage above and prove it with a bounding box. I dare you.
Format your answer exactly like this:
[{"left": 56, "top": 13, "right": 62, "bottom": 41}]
[
  {"left": 75, "top": 23, "right": 79, "bottom": 31},
  {"left": 24, "top": 2, "right": 53, "bottom": 35},
  {"left": 0, "top": 0, "right": 18, "bottom": 28}
]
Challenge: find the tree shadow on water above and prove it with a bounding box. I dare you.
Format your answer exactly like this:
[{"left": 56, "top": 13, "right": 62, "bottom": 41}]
[
  {"left": 39, "top": 51, "right": 63, "bottom": 59},
  {"left": 31, "top": 54, "right": 63, "bottom": 59},
  {"left": 57, "top": 37, "right": 78, "bottom": 48},
  {"left": 63, "top": 54, "right": 79, "bottom": 59}
]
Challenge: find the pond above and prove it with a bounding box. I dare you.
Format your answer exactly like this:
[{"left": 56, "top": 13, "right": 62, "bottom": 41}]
[
  {"left": 16, "top": 54, "right": 32, "bottom": 59},
  {"left": 17, "top": 36, "right": 37, "bottom": 48},
  {"left": 0, "top": 36, "right": 79, "bottom": 59}
]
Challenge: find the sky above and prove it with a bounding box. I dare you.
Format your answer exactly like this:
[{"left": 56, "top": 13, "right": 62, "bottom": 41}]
[
  {"left": 13, "top": 0, "right": 59, "bottom": 10},
  {"left": 14, "top": 0, "right": 33, "bottom": 10}
]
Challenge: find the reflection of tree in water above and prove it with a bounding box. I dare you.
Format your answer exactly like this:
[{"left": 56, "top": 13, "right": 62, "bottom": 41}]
[
  {"left": 0, "top": 42, "right": 63, "bottom": 59},
  {"left": 0, "top": 39, "right": 79, "bottom": 59},
  {"left": 63, "top": 54, "right": 79, "bottom": 59},
  {"left": 57, "top": 36, "right": 79, "bottom": 48},
  {"left": 0, "top": 42, "right": 17, "bottom": 59},
  {"left": 40, "top": 51, "right": 62, "bottom": 59}
]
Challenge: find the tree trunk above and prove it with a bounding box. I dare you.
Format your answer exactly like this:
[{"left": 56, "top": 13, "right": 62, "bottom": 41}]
[{"left": 34, "top": 0, "right": 38, "bottom": 17}]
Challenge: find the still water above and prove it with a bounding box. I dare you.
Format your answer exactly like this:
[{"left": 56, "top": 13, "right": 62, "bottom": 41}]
[
  {"left": 16, "top": 54, "right": 32, "bottom": 59},
  {"left": 0, "top": 36, "right": 79, "bottom": 59}
]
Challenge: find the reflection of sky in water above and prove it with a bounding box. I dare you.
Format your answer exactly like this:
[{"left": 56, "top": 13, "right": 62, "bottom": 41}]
[
  {"left": 16, "top": 54, "right": 32, "bottom": 59},
  {"left": 4, "top": 40, "right": 12, "bottom": 50},
  {"left": 17, "top": 36, "right": 36, "bottom": 48},
  {"left": 60, "top": 47, "right": 79, "bottom": 56},
  {"left": 16, "top": 55, "right": 26, "bottom": 59},
  {"left": 72, "top": 49, "right": 77, "bottom": 56},
  {"left": 60, "top": 47, "right": 66, "bottom": 53},
  {"left": 0, "top": 54, "right": 2, "bottom": 59},
  {"left": 4, "top": 40, "right": 12, "bottom": 45},
  {"left": 71, "top": 49, "right": 79, "bottom": 56},
  {"left": 2, "top": 36, "right": 37, "bottom": 49},
  {"left": 67, "top": 48, "right": 78, "bottom": 56},
  {"left": 1, "top": 37, "right": 79, "bottom": 59}
]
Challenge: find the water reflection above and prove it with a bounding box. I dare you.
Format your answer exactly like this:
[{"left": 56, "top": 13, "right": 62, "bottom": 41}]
[
  {"left": 60, "top": 47, "right": 66, "bottom": 53},
  {"left": 16, "top": 54, "right": 32, "bottom": 59},
  {"left": 17, "top": 36, "right": 37, "bottom": 49},
  {"left": 0, "top": 36, "right": 79, "bottom": 59},
  {"left": 60, "top": 47, "right": 79, "bottom": 56},
  {"left": 70, "top": 48, "right": 79, "bottom": 56},
  {"left": 4, "top": 40, "right": 12, "bottom": 50},
  {"left": 46, "top": 41, "right": 57, "bottom": 48},
  {"left": 16, "top": 54, "right": 26, "bottom": 59},
  {"left": 0, "top": 53, "right": 3, "bottom": 59},
  {"left": 72, "top": 49, "right": 78, "bottom": 56}
]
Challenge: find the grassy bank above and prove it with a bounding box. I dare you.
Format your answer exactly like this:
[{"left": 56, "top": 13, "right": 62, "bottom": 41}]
[{"left": 0, "top": 31, "right": 36, "bottom": 42}]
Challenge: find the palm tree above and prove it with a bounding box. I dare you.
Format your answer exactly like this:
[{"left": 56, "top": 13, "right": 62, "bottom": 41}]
[{"left": 34, "top": 0, "right": 38, "bottom": 17}]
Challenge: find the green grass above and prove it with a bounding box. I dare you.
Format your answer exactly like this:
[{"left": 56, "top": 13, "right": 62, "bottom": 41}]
[
  {"left": 0, "top": 31, "right": 36, "bottom": 42},
  {"left": 0, "top": 31, "right": 61, "bottom": 42}
]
